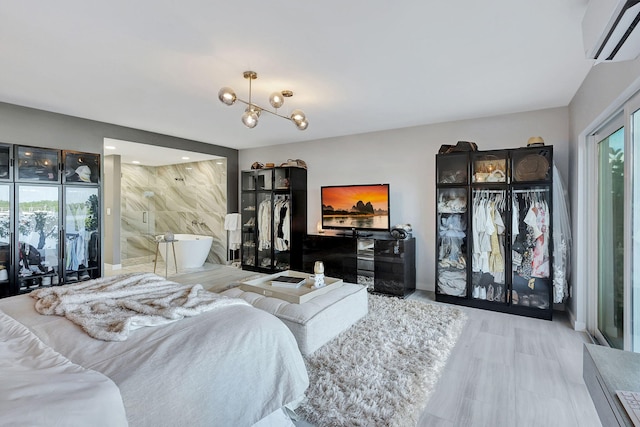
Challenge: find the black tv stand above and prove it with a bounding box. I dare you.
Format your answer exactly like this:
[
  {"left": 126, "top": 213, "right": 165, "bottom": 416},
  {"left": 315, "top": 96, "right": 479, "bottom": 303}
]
[
  {"left": 303, "top": 234, "right": 416, "bottom": 297},
  {"left": 335, "top": 229, "right": 372, "bottom": 238}
]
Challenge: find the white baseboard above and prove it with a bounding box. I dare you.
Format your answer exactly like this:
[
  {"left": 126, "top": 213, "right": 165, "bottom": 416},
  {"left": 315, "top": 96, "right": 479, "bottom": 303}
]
[
  {"left": 567, "top": 306, "right": 587, "bottom": 331},
  {"left": 566, "top": 305, "right": 587, "bottom": 331},
  {"left": 104, "top": 263, "right": 122, "bottom": 271}
]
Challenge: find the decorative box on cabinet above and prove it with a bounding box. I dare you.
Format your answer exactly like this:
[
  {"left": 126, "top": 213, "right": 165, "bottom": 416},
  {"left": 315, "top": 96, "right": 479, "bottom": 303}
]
[
  {"left": 241, "top": 167, "right": 307, "bottom": 273},
  {"left": 0, "top": 145, "right": 101, "bottom": 298},
  {"left": 373, "top": 238, "right": 416, "bottom": 297},
  {"left": 435, "top": 146, "right": 553, "bottom": 320}
]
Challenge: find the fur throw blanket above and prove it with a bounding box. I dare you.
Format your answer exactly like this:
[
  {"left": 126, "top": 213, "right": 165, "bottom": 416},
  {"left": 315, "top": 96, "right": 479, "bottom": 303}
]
[{"left": 31, "top": 273, "right": 250, "bottom": 341}]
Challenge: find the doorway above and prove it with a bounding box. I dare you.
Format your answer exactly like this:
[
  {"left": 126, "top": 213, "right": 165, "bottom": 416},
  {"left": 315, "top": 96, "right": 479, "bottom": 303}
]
[{"left": 102, "top": 138, "right": 228, "bottom": 274}]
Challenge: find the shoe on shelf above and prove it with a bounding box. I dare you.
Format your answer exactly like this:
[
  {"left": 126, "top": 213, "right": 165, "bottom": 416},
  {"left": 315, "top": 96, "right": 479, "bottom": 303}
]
[
  {"left": 487, "top": 285, "right": 495, "bottom": 301},
  {"left": 41, "top": 276, "right": 51, "bottom": 286},
  {"left": 479, "top": 286, "right": 487, "bottom": 300},
  {"left": 512, "top": 290, "right": 519, "bottom": 305},
  {"left": 529, "top": 294, "right": 549, "bottom": 309},
  {"left": 66, "top": 272, "right": 78, "bottom": 283},
  {"left": 79, "top": 270, "right": 91, "bottom": 281},
  {"left": 472, "top": 285, "right": 479, "bottom": 299}
]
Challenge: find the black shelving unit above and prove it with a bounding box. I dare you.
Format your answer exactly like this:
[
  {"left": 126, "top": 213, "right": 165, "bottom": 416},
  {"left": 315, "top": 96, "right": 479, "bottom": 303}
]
[
  {"left": 435, "top": 146, "right": 553, "bottom": 320},
  {"left": 241, "top": 166, "right": 307, "bottom": 273},
  {"left": 0, "top": 144, "right": 101, "bottom": 297}
]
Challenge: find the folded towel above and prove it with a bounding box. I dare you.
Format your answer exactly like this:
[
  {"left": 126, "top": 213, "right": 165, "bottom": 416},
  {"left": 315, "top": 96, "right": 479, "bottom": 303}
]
[{"left": 224, "top": 213, "right": 241, "bottom": 231}]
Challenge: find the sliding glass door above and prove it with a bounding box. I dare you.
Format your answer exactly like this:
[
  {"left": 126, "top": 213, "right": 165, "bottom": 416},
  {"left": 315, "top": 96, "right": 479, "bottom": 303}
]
[
  {"left": 597, "top": 122, "right": 624, "bottom": 349},
  {"left": 632, "top": 103, "right": 640, "bottom": 352},
  {"left": 593, "top": 90, "right": 640, "bottom": 352}
]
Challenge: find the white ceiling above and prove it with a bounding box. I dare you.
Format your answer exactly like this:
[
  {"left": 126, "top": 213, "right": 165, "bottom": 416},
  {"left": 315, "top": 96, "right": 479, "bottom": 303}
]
[
  {"left": 0, "top": 1, "right": 594, "bottom": 151},
  {"left": 103, "top": 138, "right": 223, "bottom": 166}
]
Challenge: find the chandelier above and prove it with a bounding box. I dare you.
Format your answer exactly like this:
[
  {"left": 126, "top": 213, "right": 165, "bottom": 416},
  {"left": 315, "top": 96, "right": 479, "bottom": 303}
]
[{"left": 218, "top": 71, "right": 308, "bottom": 130}]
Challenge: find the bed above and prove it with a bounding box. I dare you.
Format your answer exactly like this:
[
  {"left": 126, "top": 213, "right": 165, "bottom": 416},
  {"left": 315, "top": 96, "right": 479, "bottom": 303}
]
[{"left": 0, "top": 273, "right": 309, "bottom": 426}]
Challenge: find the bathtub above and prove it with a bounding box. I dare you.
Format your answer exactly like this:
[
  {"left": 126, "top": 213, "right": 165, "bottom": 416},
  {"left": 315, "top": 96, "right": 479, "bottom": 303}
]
[{"left": 157, "top": 234, "right": 213, "bottom": 270}]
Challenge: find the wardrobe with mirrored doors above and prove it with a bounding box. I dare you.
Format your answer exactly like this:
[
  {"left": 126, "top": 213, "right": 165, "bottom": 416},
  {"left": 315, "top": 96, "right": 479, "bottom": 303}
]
[
  {"left": 435, "top": 146, "right": 554, "bottom": 319},
  {"left": 0, "top": 144, "right": 101, "bottom": 298}
]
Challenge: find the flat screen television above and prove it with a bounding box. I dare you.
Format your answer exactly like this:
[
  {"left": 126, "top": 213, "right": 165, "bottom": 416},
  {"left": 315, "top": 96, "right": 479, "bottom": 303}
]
[{"left": 321, "top": 184, "right": 390, "bottom": 233}]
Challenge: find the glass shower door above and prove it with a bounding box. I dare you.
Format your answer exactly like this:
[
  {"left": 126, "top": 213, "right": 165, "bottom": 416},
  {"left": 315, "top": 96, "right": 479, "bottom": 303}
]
[{"left": 120, "top": 164, "right": 156, "bottom": 267}]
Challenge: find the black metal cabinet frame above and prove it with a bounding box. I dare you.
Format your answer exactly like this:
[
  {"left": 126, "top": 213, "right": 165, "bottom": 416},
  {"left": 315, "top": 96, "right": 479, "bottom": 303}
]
[
  {"left": 435, "top": 146, "right": 554, "bottom": 320},
  {"left": 240, "top": 167, "right": 307, "bottom": 273},
  {"left": 0, "top": 144, "right": 101, "bottom": 297}
]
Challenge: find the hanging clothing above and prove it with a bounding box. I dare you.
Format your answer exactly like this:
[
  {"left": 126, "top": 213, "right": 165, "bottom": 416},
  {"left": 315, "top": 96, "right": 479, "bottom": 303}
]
[
  {"left": 257, "top": 199, "right": 271, "bottom": 251},
  {"left": 512, "top": 191, "right": 551, "bottom": 281},
  {"left": 530, "top": 201, "right": 550, "bottom": 278},
  {"left": 273, "top": 197, "right": 291, "bottom": 251},
  {"left": 471, "top": 191, "right": 506, "bottom": 283},
  {"left": 65, "top": 234, "right": 81, "bottom": 271},
  {"left": 552, "top": 165, "right": 572, "bottom": 303}
]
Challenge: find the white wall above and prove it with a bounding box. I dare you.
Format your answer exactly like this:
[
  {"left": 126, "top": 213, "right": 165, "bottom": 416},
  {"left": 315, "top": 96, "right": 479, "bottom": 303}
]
[
  {"left": 240, "top": 107, "right": 569, "bottom": 291},
  {"left": 568, "top": 56, "right": 640, "bottom": 330}
]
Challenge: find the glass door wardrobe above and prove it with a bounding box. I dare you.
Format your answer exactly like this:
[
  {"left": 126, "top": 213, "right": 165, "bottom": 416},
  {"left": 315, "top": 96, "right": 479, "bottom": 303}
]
[
  {"left": 16, "top": 184, "right": 61, "bottom": 294},
  {"left": 0, "top": 184, "right": 11, "bottom": 297},
  {"left": 64, "top": 186, "right": 100, "bottom": 284}
]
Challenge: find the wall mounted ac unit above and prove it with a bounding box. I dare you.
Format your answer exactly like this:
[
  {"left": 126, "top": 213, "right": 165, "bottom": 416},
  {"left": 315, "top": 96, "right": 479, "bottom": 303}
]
[{"left": 582, "top": 0, "right": 640, "bottom": 62}]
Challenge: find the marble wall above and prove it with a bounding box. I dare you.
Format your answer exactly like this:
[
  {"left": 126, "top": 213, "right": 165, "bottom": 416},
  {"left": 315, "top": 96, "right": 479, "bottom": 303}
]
[{"left": 120, "top": 159, "right": 227, "bottom": 267}]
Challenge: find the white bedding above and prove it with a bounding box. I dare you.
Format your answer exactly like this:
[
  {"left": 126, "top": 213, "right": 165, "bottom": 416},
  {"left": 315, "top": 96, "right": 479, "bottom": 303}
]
[
  {"left": 0, "top": 276, "right": 309, "bottom": 427},
  {"left": 0, "top": 310, "right": 128, "bottom": 427},
  {"left": 30, "top": 273, "right": 251, "bottom": 341}
]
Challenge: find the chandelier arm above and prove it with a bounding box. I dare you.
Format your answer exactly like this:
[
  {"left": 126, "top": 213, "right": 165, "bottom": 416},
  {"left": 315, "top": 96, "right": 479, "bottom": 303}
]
[{"left": 236, "top": 98, "right": 294, "bottom": 121}]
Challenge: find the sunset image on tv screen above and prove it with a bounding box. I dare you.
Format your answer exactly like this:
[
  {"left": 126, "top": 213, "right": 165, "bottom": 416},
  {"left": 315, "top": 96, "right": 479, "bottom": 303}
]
[{"left": 321, "top": 184, "right": 389, "bottom": 230}]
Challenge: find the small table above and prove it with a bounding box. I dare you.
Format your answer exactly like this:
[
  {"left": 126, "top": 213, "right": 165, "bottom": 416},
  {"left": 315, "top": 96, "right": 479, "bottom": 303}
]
[{"left": 153, "top": 239, "right": 178, "bottom": 277}]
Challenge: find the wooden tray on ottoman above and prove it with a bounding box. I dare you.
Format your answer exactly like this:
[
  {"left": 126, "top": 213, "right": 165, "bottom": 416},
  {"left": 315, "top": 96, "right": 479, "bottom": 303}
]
[{"left": 240, "top": 270, "right": 343, "bottom": 304}]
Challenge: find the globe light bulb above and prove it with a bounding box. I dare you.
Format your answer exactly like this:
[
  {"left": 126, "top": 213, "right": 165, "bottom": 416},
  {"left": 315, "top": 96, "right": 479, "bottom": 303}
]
[
  {"left": 269, "top": 92, "right": 285, "bottom": 109},
  {"left": 295, "top": 119, "right": 309, "bottom": 130},
  {"left": 218, "top": 87, "right": 237, "bottom": 106},
  {"left": 241, "top": 106, "right": 259, "bottom": 128},
  {"left": 290, "top": 109, "right": 306, "bottom": 123}
]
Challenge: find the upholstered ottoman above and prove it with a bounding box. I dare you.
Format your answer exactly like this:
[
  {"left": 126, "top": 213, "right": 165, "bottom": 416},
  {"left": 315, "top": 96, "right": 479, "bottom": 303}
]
[{"left": 220, "top": 283, "right": 368, "bottom": 355}]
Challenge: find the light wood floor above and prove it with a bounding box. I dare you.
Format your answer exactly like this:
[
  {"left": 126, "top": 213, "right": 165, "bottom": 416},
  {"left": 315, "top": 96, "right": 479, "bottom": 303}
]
[
  {"left": 412, "top": 292, "right": 602, "bottom": 427},
  {"left": 108, "top": 263, "right": 602, "bottom": 427}
]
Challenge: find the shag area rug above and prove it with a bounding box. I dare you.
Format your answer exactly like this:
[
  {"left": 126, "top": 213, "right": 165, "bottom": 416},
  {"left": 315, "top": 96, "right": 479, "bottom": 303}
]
[{"left": 297, "top": 294, "right": 467, "bottom": 427}]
